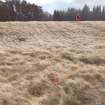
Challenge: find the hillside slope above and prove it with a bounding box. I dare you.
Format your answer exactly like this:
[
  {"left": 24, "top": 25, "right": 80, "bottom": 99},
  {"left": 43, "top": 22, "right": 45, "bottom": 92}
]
[{"left": 0, "top": 21, "right": 105, "bottom": 105}]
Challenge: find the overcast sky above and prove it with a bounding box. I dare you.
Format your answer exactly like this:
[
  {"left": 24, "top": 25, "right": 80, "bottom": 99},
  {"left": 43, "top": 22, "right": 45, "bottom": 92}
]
[{"left": 27, "top": 0, "right": 105, "bottom": 13}]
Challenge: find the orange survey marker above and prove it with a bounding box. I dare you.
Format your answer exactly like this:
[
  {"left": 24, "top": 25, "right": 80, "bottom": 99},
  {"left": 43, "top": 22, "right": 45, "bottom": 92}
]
[
  {"left": 49, "top": 73, "right": 60, "bottom": 86},
  {"left": 53, "top": 74, "right": 60, "bottom": 85}
]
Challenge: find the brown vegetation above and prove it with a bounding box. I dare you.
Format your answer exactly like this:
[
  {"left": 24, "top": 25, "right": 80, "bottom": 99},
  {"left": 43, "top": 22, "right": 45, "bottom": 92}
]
[{"left": 0, "top": 21, "right": 105, "bottom": 105}]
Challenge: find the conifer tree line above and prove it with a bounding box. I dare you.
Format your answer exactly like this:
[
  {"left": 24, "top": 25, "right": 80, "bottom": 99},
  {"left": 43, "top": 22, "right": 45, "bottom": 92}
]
[
  {"left": 53, "top": 4, "right": 105, "bottom": 21},
  {"left": 0, "top": 0, "right": 52, "bottom": 21},
  {"left": 0, "top": 1, "right": 105, "bottom": 21}
]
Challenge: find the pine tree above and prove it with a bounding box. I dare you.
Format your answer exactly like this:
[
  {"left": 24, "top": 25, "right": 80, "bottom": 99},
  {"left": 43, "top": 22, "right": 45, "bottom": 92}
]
[{"left": 81, "top": 4, "right": 90, "bottom": 21}]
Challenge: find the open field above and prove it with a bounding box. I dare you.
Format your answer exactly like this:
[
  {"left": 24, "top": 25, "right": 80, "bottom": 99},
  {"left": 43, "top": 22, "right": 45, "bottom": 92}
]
[{"left": 0, "top": 21, "right": 105, "bottom": 105}]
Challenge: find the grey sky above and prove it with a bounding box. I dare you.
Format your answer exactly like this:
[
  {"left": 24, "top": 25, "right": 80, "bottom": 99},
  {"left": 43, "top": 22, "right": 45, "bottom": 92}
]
[{"left": 27, "top": 0, "right": 105, "bottom": 13}]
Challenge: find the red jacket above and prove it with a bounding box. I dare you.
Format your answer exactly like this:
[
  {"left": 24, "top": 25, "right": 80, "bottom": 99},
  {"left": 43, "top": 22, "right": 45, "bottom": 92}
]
[{"left": 75, "top": 15, "right": 80, "bottom": 21}]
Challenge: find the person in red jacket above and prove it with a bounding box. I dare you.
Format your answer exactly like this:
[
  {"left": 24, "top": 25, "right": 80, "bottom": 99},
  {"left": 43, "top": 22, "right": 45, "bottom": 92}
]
[{"left": 75, "top": 15, "right": 80, "bottom": 21}]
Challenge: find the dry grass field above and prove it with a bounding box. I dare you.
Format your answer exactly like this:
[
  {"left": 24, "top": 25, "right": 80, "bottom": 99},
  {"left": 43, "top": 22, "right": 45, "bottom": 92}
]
[{"left": 0, "top": 21, "right": 105, "bottom": 105}]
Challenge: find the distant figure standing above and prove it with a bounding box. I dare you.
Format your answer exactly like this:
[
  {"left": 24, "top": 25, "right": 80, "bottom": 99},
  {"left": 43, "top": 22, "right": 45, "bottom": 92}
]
[{"left": 75, "top": 15, "right": 80, "bottom": 21}]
